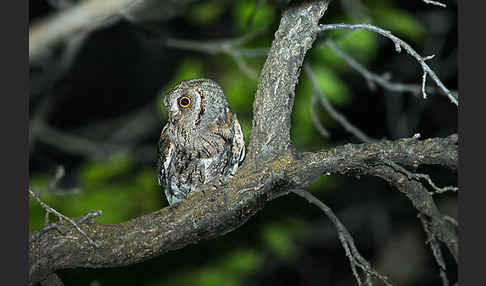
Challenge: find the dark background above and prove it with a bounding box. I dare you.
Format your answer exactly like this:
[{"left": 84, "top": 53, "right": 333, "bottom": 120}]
[{"left": 29, "top": 0, "right": 457, "bottom": 285}]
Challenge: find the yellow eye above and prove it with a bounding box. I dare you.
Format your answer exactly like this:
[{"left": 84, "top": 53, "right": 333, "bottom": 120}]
[{"left": 178, "top": 96, "right": 191, "bottom": 108}]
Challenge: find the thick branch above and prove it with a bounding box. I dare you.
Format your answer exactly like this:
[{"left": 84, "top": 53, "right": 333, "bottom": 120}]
[
  {"left": 247, "top": 1, "right": 330, "bottom": 161},
  {"left": 294, "top": 134, "right": 458, "bottom": 184},
  {"left": 29, "top": 134, "right": 457, "bottom": 285},
  {"left": 374, "top": 165, "right": 458, "bottom": 261}
]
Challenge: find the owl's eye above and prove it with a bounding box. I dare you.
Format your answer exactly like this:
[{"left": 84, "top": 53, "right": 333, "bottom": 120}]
[{"left": 178, "top": 96, "right": 191, "bottom": 108}]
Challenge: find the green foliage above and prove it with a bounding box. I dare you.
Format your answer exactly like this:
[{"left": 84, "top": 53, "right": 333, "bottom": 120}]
[
  {"left": 158, "top": 249, "right": 263, "bottom": 286},
  {"left": 189, "top": 267, "right": 237, "bottom": 286},
  {"left": 218, "top": 54, "right": 258, "bottom": 145},
  {"left": 80, "top": 152, "right": 133, "bottom": 185},
  {"left": 188, "top": 1, "right": 225, "bottom": 25},
  {"left": 234, "top": 1, "right": 276, "bottom": 32},
  {"left": 239, "top": 119, "right": 252, "bottom": 146},
  {"left": 222, "top": 249, "right": 262, "bottom": 275},
  {"left": 307, "top": 174, "right": 339, "bottom": 194},
  {"left": 370, "top": 2, "right": 426, "bottom": 41},
  {"left": 29, "top": 153, "right": 163, "bottom": 233},
  {"left": 312, "top": 29, "right": 378, "bottom": 70},
  {"left": 262, "top": 223, "right": 296, "bottom": 260},
  {"left": 220, "top": 57, "right": 257, "bottom": 112},
  {"left": 291, "top": 64, "right": 352, "bottom": 149},
  {"left": 310, "top": 65, "right": 352, "bottom": 105}
]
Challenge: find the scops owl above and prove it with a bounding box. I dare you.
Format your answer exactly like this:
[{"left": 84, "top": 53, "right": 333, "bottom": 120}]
[{"left": 157, "top": 78, "right": 245, "bottom": 206}]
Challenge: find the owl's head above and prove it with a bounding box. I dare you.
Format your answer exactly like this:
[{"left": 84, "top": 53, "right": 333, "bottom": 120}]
[{"left": 164, "top": 78, "right": 228, "bottom": 129}]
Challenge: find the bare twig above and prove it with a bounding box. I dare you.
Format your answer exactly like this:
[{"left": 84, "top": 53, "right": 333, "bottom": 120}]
[
  {"left": 35, "top": 122, "right": 123, "bottom": 158},
  {"left": 47, "top": 166, "right": 65, "bottom": 190},
  {"left": 305, "top": 64, "right": 374, "bottom": 143},
  {"left": 419, "top": 214, "right": 450, "bottom": 286},
  {"left": 310, "top": 91, "right": 331, "bottom": 138},
  {"left": 29, "top": 0, "right": 200, "bottom": 62},
  {"left": 385, "top": 160, "right": 458, "bottom": 195},
  {"left": 165, "top": 27, "right": 268, "bottom": 52},
  {"left": 30, "top": 210, "right": 102, "bottom": 243},
  {"left": 326, "top": 40, "right": 451, "bottom": 97},
  {"left": 422, "top": 0, "right": 447, "bottom": 8},
  {"left": 319, "top": 23, "right": 458, "bottom": 105},
  {"left": 443, "top": 215, "right": 458, "bottom": 228},
  {"left": 165, "top": 28, "right": 268, "bottom": 79},
  {"left": 43, "top": 166, "right": 82, "bottom": 196},
  {"left": 29, "top": 188, "right": 101, "bottom": 248},
  {"left": 228, "top": 50, "right": 259, "bottom": 80},
  {"left": 362, "top": 161, "right": 458, "bottom": 261},
  {"left": 290, "top": 188, "right": 392, "bottom": 286},
  {"left": 30, "top": 222, "right": 63, "bottom": 243}
]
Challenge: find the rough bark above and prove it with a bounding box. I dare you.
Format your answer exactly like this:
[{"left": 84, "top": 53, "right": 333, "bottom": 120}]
[
  {"left": 29, "top": 1, "right": 458, "bottom": 284},
  {"left": 247, "top": 1, "right": 329, "bottom": 161},
  {"left": 29, "top": 133, "right": 457, "bottom": 284}
]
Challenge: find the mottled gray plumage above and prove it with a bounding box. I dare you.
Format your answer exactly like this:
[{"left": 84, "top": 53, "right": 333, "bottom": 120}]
[{"left": 157, "top": 78, "right": 245, "bottom": 205}]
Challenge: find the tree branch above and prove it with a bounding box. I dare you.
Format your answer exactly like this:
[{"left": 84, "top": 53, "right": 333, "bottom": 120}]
[
  {"left": 247, "top": 1, "right": 330, "bottom": 161},
  {"left": 422, "top": 0, "right": 447, "bottom": 8},
  {"left": 305, "top": 63, "right": 374, "bottom": 143},
  {"left": 319, "top": 23, "right": 458, "bottom": 105},
  {"left": 29, "top": 0, "right": 199, "bottom": 62},
  {"left": 29, "top": 133, "right": 457, "bottom": 284},
  {"left": 29, "top": 1, "right": 458, "bottom": 284},
  {"left": 40, "top": 273, "right": 65, "bottom": 286},
  {"left": 325, "top": 40, "right": 455, "bottom": 97},
  {"left": 164, "top": 29, "right": 268, "bottom": 80},
  {"left": 290, "top": 188, "right": 392, "bottom": 286}
]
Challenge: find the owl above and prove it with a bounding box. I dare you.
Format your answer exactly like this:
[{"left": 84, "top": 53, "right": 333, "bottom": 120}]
[{"left": 157, "top": 78, "right": 245, "bottom": 206}]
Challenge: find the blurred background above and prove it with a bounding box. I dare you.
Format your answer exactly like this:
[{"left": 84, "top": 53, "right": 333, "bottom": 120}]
[{"left": 29, "top": 0, "right": 457, "bottom": 285}]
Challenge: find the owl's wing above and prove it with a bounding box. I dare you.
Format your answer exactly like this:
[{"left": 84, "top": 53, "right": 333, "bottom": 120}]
[{"left": 156, "top": 124, "right": 173, "bottom": 187}]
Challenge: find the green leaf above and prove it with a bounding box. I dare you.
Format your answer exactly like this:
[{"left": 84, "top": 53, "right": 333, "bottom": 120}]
[{"left": 188, "top": 1, "right": 224, "bottom": 25}]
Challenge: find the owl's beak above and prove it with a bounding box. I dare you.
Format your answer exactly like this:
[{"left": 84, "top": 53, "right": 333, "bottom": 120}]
[
  {"left": 170, "top": 101, "right": 180, "bottom": 114},
  {"left": 168, "top": 101, "right": 181, "bottom": 124}
]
